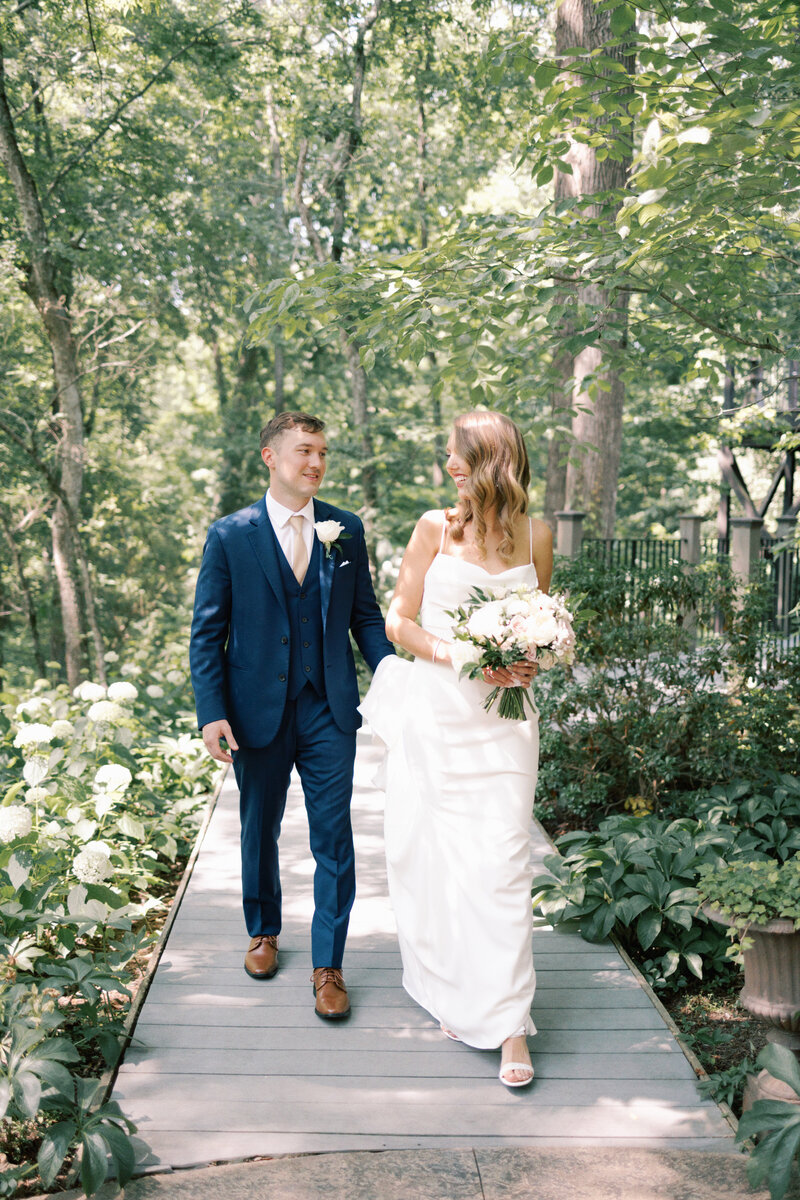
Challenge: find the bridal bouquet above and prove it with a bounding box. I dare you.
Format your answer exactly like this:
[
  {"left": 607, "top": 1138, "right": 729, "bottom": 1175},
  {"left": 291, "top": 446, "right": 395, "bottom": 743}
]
[{"left": 448, "top": 584, "right": 576, "bottom": 720}]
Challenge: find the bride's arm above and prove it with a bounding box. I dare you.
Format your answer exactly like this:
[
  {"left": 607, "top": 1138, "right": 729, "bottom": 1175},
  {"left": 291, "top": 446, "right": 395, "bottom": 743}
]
[
  {"left": 532, "top": 518, "right": 554, "bottom": 593},
  {"left": 385, "top": 512, "right": 454, "bottom": 667}
]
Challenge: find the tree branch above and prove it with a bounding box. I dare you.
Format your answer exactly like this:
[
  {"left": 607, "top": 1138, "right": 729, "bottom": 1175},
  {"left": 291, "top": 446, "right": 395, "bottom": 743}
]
[
  {"left": 46, "top": 14, "right": 232, "bottom": 199},
  {"left": 293, "top": 139, "right": 327, "bottom": 265}
]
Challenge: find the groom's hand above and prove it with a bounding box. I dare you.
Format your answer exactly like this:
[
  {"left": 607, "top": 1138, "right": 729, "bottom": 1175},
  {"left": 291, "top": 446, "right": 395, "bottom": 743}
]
[{"left": 202, "top": 719, "right": 239, "bottom": 763}]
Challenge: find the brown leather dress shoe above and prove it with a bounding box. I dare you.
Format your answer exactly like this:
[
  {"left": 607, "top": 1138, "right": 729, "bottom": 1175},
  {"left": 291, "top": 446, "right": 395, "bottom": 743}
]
[
  {"left": 311, "top": 967, "right": 350, "bottom": 1019},
  {"left": 244, "top": 935, "right": 278, "bottom": 979}
]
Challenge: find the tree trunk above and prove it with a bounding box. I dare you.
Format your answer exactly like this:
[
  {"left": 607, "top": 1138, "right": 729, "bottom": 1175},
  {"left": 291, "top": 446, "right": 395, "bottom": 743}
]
[
  {"left": 555, "top": 0, "right": 634, "bottom": 537},
  {"left": 266, "top": 86, "right": 288, "bottom": 413},
  {"left": 0, "top": 45, "right": 89, "bottom": 684},
  {"left": 0, "top": 508, "right": 47, "bottom": 676},
  {"left": 291, "top": 3, "right": 382, "bottom": 536},
  {"left": 543, "top": 349, "right": 574, "bottom": 529}
]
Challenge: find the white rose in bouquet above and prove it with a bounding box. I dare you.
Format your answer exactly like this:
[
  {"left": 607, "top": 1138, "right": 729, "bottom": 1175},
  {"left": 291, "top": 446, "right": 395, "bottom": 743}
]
[
  {"left": 450, "top": 639, "right": 483, "bottom": 673},
  {"left": 466, "top": 600, "right": 507, "bottom": 642}
]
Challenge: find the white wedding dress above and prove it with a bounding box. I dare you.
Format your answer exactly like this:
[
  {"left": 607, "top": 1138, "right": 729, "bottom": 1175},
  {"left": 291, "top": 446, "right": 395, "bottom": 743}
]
[{"left": 359, "top": 522, "right": 539, "bottom": 1049}]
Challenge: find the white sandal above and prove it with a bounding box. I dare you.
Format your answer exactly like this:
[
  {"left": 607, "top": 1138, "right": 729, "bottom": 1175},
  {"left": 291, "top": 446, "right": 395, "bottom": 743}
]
[
  {"left": 499, "top": 1033, "right": 534, "bottom": 1088},
  {"left": 499, "top": 1060, "right": 534, "bottom": 1088}
]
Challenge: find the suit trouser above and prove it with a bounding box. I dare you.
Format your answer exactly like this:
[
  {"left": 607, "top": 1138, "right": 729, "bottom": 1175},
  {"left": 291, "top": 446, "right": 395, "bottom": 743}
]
[{"left": 232, "top": 683, "right": 358, "bottom": 968}]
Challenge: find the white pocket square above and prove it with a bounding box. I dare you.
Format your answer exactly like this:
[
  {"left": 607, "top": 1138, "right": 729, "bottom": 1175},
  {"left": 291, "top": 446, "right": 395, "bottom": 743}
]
[{"left": 339, "top": 560, "right": 351, "bottom": 568}]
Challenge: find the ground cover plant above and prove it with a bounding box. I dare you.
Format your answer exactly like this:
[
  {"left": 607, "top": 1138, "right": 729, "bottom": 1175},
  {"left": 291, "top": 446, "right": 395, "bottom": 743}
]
[{"left": 0, "top": 642, "right": 218, "bottom": 1197}]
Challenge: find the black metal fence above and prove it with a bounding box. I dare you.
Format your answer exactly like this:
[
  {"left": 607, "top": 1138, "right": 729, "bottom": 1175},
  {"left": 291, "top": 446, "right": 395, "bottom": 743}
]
[{"left": 580, "top": 534, "right": 800, "bottom": 639}]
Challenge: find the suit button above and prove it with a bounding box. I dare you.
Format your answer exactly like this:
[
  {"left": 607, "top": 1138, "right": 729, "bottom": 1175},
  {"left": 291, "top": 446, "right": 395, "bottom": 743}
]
[
  {"left": 301, "top": 617, "right": 309, "bottom": 624},
  {"left": 303, "top": 641, "right": 310, "bottom": 648},
  {"left": 281, "top": 636, "right": 288, "bottom": 645},
  {"left": 279, "top": 673, "right": 286, "bottom": 682},
  {"left": 300, "top": 592, "right": 306, "bottom": 599},
  {"left": 305, "top": 666, "right": 311, "bottom": 673}
]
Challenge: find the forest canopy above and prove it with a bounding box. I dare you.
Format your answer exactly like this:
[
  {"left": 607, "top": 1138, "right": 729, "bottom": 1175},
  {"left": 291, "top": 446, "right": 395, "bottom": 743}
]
[{"left": 0, "top": 0, "right": 797, "bottom": 685}]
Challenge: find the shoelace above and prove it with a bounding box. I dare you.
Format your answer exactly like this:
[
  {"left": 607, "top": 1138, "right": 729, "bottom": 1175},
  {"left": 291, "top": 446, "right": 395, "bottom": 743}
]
[
  {"left": 252, "top": 935, "right": 278, "bottom": 949},
  {"left": 311, "top": 967, "right": 345, "bottom": 991}
]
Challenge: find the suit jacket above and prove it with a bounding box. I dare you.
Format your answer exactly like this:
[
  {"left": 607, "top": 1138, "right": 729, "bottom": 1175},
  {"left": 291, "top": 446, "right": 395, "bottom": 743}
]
[{"left": 189, "top": 496, "right": 395, "bottom": 747}]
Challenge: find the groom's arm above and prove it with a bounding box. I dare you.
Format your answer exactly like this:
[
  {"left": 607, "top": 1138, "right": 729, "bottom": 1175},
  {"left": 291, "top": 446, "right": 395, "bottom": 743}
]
[
  {"left": 190, "top": 526, "right": 233, "bottom": 733},
  {"left": 348, "top": 521, "right": 395, "bottom": 672}
]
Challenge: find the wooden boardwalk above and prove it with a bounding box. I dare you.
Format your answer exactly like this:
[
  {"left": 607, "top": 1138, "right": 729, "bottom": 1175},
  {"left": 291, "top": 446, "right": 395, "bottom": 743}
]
[{"left": 112, "top": 732, "right": 736, "bottom": 1169}]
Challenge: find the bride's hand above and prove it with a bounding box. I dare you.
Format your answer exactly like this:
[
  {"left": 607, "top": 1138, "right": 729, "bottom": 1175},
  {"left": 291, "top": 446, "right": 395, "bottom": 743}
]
[{"left": 483, "top": 661, "right": 539, "bottom": 688}]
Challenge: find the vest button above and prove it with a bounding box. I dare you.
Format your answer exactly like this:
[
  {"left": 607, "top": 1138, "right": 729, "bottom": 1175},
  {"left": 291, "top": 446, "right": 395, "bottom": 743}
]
[
  {"left": 304, "top": 665, "right": 311, "bottom": 673},
  {"left": 281, "top": 636, "right": 288, "bottom": 644},
  {"left": 303, "top": 641, "right": 310, "bottom": 648},
  {"left": 301, "top": 617, "right": 309, "bottom": 624},
  {"left": 279, "top": 673, "right": 286, "bottom": 682},
  {"left": 299, "top": 592, "right": 306, "bottom": 599}
]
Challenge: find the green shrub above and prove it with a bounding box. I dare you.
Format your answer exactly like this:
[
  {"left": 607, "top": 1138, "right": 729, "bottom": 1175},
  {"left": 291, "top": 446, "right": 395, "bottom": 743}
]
[
  {"left": 532, "top": 814, "right": 749, "bottom": 991},
  {"left": 535, "top": 556, "right": 799, "bottom": 829},
  {"left": 0, "top": 643, "right": 219, "bottom": 1196}
]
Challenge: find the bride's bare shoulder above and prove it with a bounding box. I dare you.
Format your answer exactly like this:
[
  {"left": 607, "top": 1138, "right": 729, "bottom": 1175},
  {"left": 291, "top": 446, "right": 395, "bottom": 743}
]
[{"left": 413, "top": 509, "right": 447, "bottom": 545}]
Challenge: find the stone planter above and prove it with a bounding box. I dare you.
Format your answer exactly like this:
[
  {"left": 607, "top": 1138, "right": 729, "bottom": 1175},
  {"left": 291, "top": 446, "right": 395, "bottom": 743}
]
[{"left": 703, "top": 904, "right": 800, "bottom": 1107}]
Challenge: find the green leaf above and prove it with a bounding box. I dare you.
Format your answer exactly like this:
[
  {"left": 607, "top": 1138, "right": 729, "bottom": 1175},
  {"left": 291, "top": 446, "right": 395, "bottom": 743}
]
[
  {"left": 0, "top": 1078, "right": 12, "bottom": 1120},
  {"left": 758, "top": 1043, "right": 800, "bottom": 1098},
  {"left": 118, "top": 813, "right": 146, "bottom": 841},
  {"left": 80, "top": 1130, "right": 110, "bottom": 1197},
  {"left": 101, "top": 1122, "right": 137, "bottom": 1185},
  {"left": 636, "top": 909, "right": 663, "bottom": 949},
  {"left": 13, "top": 1069, "right": 42, "bottom": 1118},
  {"left": 38, "top": 1121, "right": 77, "bottom": 1188},
  {"left": 610, "top": 4, "right": 635, "bottom": 35}
]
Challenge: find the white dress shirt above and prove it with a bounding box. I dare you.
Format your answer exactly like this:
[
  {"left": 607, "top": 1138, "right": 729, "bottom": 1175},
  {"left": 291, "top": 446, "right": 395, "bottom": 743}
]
[{"left": 266, "top": 490, "right": 315, "bottom": 567}]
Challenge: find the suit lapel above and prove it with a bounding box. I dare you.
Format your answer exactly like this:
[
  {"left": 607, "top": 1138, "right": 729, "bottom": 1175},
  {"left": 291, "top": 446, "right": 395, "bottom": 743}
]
[
  {"left": 247, "top": 497, "right": 288, "bottom": 617},
  {"left": 314, "top": 499, "right": 336, "bottom": 634}
]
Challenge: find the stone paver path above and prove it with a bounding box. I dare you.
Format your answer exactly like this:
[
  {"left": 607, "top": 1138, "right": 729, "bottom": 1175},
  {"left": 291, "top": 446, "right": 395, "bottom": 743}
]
[{"left": 112, "top": 732, "right": 736, "bottom": 1168}]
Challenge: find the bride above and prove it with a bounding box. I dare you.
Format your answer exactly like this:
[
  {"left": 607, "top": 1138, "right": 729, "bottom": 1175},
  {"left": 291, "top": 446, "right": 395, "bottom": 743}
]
[{"left": 360, "top": 410, "right": 553, "bottom": 1087}]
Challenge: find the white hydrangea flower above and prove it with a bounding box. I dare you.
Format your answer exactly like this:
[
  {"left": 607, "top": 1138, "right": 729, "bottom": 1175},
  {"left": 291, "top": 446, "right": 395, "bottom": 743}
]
[
  {"left": 25, "top": 786, "right": 49, "bottom": 805},
  {"left": 72, "top": 844, "right": 112, "bottom": 885},
  {"left": 13, "top": 723, "right": 55, "bottom": 749},
  {"left": 120, "top": 663, "right": 142, "bottom": 677},
  {"left": 94, "top": 764, "right": 132, "bottom": 793},
  {"left": 107, "top": 681, "right": 138, "bottom": 703},
  {"left": 73, "top": 681, "right": 107, "bottom": 702},
  {"left": 51, "top": 719, "right": 74, "bottom": 738},
  {"left": 0, "top": 806, "right": 33, "bottom": 844},
  {"left": 145, "top": 684, "right": 164, "bottom": 699},
  {"left": 166, "top": 670, "right": 183, "bottom": 684},
  {"left": 23, "top": 755, "right": 49, "bottom": 786},
  {"left": 103, "top": 650, "right": 120, "bottom": 663},
  {"left": 66, "top": 805, "right": 84, "bottom": 823},
  {"left": 87, "top": 700, "right": 126, "bottom": 725},
  {"left": 15, "top": 696, "right": 49, "bottom": 717}
]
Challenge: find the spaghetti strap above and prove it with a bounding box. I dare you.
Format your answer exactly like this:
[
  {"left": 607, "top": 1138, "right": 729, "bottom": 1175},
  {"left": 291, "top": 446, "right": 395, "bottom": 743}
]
[
  {"left": 439, "top": 511, "right": 448, "bottom": 554},
  {"left": 529, "top": 518, "right": 533, "bottom": 565}
]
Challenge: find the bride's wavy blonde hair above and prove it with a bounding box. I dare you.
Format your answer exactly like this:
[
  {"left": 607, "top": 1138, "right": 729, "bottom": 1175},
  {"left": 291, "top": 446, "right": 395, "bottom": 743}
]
[{"left": 446, "top": 411, "right": 530, "bottom": 561}]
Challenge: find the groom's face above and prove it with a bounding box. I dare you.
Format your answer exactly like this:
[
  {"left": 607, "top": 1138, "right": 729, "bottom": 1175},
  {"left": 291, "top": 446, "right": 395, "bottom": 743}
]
[{"left": 261, "top": 426, "right": 328, "bottom": 509}]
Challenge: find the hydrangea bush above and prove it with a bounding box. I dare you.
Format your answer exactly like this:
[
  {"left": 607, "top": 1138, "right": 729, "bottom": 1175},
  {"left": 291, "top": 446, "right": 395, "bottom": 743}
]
[{"left": 0, "top": 643, "right": 218, "bottom": 1196}]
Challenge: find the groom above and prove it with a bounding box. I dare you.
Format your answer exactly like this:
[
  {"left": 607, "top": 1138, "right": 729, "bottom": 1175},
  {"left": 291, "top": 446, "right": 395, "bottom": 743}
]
[{"left": 190, "top": 412, "right": 393, "bottom": 1019}]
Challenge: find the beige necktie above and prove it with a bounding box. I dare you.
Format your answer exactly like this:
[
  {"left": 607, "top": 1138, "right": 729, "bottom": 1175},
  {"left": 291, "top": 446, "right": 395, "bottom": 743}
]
[{"left": 289, "top": 514, "right": 308, "bottom": 583}]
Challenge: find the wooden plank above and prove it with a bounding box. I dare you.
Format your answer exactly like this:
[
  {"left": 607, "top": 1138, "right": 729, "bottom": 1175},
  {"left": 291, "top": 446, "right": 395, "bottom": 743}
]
[
  {"left": 103, "top": 1095, "right": 731, "bottom": 1139},
  {"left": 117, "top": 1049, "right": 699, "bottom": 1081},
  {"left": 134, "top": 1004, "right": 666, "bottom": 1035},
  {"left": 114, "top": 1071, "right": 716, "bottom": 1110}
]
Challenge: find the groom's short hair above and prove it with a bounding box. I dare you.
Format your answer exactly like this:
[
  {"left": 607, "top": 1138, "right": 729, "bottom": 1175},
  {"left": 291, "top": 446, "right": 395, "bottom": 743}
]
[{"left": 260, "top": 412, "right": 325, "bottom": 451}]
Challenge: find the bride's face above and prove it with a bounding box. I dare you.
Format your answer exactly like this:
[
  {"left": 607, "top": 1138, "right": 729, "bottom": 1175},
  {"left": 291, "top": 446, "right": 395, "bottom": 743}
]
[{"left": 445, "top": 439, "right": 469, "bottom": 493}]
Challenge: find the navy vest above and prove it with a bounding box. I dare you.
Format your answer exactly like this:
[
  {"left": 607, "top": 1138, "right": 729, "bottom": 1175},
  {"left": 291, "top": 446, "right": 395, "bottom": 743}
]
[{"left": 274, "top": 531, "right": 325, "bottom": 700}]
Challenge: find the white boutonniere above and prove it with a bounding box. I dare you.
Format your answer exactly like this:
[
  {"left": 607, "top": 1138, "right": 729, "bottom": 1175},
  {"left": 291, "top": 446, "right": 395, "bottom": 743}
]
[{"left": 314, "top": 519, "right": 352, "bottom": 560}]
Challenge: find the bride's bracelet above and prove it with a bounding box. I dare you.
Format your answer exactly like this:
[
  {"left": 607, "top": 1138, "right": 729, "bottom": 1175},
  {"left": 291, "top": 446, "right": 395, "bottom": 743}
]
[{"left": 432, "top": 638, "right": 443, "bottom": 663}]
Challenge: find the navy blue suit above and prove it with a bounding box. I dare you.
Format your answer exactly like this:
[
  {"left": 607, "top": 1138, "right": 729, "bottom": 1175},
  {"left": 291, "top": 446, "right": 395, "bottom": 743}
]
[{"left": 189, "top": 495, "right": 394, "bottom": 965}]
